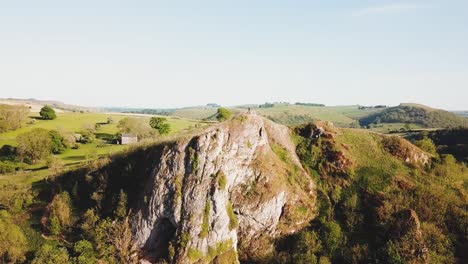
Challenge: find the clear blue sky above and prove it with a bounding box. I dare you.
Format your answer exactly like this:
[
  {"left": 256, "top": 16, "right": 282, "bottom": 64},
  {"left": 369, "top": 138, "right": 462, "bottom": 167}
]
[{"left": 1, "top": 0, "right": 467, "bottom": 110}]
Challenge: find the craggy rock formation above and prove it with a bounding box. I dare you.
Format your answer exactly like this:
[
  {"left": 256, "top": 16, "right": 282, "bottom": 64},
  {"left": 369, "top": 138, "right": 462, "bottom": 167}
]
[
  {"left": 132, "top": 113, "right": 316, "bottom": 263},
  {"left": 381, "top": 136, "right": 431, "bottom": 165}
]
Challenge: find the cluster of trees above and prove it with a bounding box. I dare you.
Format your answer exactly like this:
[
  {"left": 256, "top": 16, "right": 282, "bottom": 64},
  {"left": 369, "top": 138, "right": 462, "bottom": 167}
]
[
  {"left": 123, "top": 109, "right": 172, "bottom": 116},
  {"left": 149, "top": 117, "right": 171, "bottom": 135},
  {"left": 0, "top": 210, "right": 28, "bottom": 263},
  {"left": 295, "top": 102, "right": 326, "bottom": 107},
  {"left": 0, "top": 104, "right": 30, "bottom": 133},
  {"left": 358, "top": 105, "right": 387, "bottom": 110},
  {"left": 0, "top": 189, "right": 137, "bottom": 264},
  {"left": 15, "top": 128, "right": 75, "bottom": 164},
  {"left": 258, "top": 102, "right": 275, "bottom": 108}
]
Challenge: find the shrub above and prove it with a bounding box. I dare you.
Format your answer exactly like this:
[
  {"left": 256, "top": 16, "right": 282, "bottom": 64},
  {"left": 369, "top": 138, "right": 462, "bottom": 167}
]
[
  {"left": 0, "top": 210, "right": 28, "bottom": 263},
  {"left": 118, "top": 117, "right": 154, "bottom": 139},
  {"left": 217, "top": 171, "right": 227, "bottom": 190},
  {"left": 48, "top": 192, "right": 72, "bottom": 235},
  {"left": 73, "top": 240, "right": 97, "bottom": 264},
  {"left": 0, "top": 161, "right": 16, "bottom": 174},
  {"left": 216, "top": 108, "right": 232, "bottom": 121},
  {"left": 149, "top": 117, "right": 171, "bottom": 135},
  {"left": 0, "top": 104, "right": 29, "bottom": 132},
  {"left": 187, "top": 247, "right": 203, "bottom": 262},
  {"left": 320, "top": 221, "right": 342, "bottom": 255},
  {"left": 199, "top": 200, "right": 211, "bottom": 238},
  {"left": 39, "top": 105, "right": 57, "bottom": 120},
  {"left": 16, "top": 128, "right": 52, "bottom": 163},
  {"left": 114, "top": 190, "right": 128, "bottom": 219},
  {"left": 32, "top": 242, "right": 71, "bottom": 264},
  {"left": 173, "top": 174, "right": 183, "bottom": 206},
  {"left": 415, "top": 137, "right": 437, "bottom": 155},
  {"left": 0, "top": 144, "right": 16, "bottom": 157},
  {"left": 79, "top": 130, "right": 95, "bottom": 144},
  {"left": 49, "top": 130, "right": 68, "bottom": 154},
  {"left": 226, "top": 201, "right": 238, "bottom": 230}
]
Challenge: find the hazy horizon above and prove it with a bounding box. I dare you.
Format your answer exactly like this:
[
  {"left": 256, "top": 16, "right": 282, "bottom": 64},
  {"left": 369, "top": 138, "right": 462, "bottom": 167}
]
[{"left": 1, "top": 1, "right": 467, "bottom": 110}]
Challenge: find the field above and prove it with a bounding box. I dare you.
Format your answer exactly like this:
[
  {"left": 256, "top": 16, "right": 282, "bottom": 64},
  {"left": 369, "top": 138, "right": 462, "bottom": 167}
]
[{"left": 0, "top": 111, "right": 206, "bottom": 184}]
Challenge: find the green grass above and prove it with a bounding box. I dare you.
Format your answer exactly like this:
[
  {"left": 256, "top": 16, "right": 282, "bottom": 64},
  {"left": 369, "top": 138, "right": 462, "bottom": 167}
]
[
  {"left": 0, "top": 112, "right": 203, "bottom": 147},
  {"left": 0, "top": 112, "right": 205, "bottom": 185},
  {"left": 337, "top": 129, "right": 407, "bottom": 174}
]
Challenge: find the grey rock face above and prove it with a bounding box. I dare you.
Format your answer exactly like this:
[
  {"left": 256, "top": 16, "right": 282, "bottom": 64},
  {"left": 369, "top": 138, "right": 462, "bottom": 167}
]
[{"left": 132, "top": 113, "right": 316, "bottom": 263}]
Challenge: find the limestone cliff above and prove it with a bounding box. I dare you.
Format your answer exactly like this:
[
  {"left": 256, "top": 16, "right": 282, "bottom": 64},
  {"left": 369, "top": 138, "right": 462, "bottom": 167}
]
[{"left": 132, "top": 113, "right": 316, "bottom": 263}]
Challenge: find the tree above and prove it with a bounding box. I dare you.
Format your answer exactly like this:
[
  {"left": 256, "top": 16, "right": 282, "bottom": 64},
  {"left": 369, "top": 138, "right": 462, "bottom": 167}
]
[
  {"left": 46, "top": 156, "right": 64, "bottom": 178},
  {"left": 415, "top": 136, "right": 437, "bottom": 156},
  {"left": 0, "top": 104, "right": 30, "bottom": 132},
  {"left": 73, "top": 240, "right": 97, "bottom": 264},
  {"left": 117, "top": 117, "right": 154, "bottom": 138},
  {"left": 149, "top": 117, "right": 171, "bottom": 135},
  {"left": 111, "top": 217, "right": 138, "bottom": 263},
  {"left": 49, "top": 130, "right": 67, "bottom": 154},
  {"left": 39, "top": 105, "right": 57, "bottom": 120},
  {"left": 216, "top": 107, "right": 232, "bottom": 121},
  {"left": 16, "top": 128, "right": 52, "bottom": 163},
  {"left": 32, "top": 242, "right": 71, "bottom": 264},
  {"left": 80, "top": 209, "right": 99, "bottom": 240},
  {"left": 115, "top": 190, "right": 128, "bottom": 219},
  {"left": 0, "top": 210, "right": 28, "bottom": 264},
  {"left": 320, "top": 221, "right": 342, "bottom": 255},
  {"left": 48, "top": 192, "right": 72, "bottom": 235}
]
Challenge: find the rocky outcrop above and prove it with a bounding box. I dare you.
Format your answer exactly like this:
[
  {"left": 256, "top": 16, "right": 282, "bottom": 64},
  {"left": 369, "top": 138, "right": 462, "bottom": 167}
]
[
  {"left": 132, "top": 113, "right": 316, "bottom": 263},
  {"left": 381, "top": 136, "right": 431, "bottom": 165}
]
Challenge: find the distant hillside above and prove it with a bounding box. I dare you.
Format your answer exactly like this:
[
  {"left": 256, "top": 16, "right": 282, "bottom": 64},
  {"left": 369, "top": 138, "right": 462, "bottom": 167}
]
[
  {"left": 162, "top": 104, "right": 383, "bottom": 127},
  {"left": 0, "top": 98, "right": 98, "bottom": 113},
  {"left": 360, "top": 104, "right": 468, "bottom": 128},
  {"left": 454, "top": 111, "right": 468, "bottom": 118}
]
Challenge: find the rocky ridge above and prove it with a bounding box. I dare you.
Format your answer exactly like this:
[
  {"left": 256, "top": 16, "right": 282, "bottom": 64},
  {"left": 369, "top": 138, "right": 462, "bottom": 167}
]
[{"left": 132, "top": 113, "right": 316, "bottom": 263}]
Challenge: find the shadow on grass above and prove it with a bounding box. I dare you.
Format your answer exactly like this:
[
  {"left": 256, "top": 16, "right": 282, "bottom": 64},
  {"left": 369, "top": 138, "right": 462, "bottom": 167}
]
[
  {"left": 95, "top": 132, "right": 114, "bottom": 142},
  {"left": 63, "top": 155, "right": 86, "bottom": 161}
]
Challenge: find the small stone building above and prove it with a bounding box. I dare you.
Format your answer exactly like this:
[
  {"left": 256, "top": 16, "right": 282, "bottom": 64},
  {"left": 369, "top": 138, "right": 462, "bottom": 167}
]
[{"left": 121, "top": 134, "right": 138, "bottom": 145}]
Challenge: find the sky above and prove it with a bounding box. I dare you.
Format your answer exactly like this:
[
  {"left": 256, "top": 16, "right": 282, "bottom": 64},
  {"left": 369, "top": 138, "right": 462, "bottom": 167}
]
[{"left": 0, "top": 0, "right": 467, "bottom": 110}]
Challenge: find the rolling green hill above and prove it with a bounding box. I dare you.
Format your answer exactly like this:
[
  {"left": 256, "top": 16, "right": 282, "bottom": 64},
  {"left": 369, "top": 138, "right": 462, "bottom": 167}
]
[{"left": 359, "top": 103, "right": 468, "bottom": 129}]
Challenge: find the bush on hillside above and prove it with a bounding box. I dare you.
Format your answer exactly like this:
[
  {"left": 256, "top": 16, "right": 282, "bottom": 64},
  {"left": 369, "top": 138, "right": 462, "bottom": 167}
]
[
  {"left": 216, "top": 108, "right": 232, "bottom": 121},
  {"left": 0, "top": 104, "right": 30, "bottom": 132},
  {"left": 149, "top": 117, "right": 171, "bottom": 135},
  {"left": 16, "top": 128, "right": 52, "bottom": 164},
  {"left": 39, "top": 105, "right": 57, "bottom": 120},
  {"left": 0, "top": 210, "right": 28, "bottom": 263}
]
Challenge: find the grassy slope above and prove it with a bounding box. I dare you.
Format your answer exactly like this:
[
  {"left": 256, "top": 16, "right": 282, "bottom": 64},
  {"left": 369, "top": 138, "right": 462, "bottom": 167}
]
[{"left": 279, "top": 123, "right": 468, "bottom": 263}]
